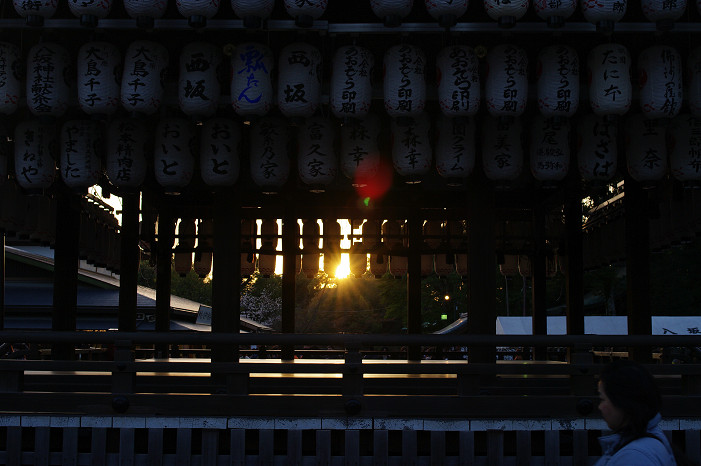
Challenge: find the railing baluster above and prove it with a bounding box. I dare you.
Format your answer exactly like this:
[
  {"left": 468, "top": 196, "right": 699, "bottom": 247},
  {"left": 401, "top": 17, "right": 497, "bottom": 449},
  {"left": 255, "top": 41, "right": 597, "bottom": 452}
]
[
  {"left": 573, "top": 429, "right": 589, "bottom": 466},
  {"left": 34, "top": 426, "right": 50, "bottom": 466},
  {"left": 6, "top": 425, "right": 21, "bottom": 466},
  {"left": 90, "top": 427, "right": 107, "bottom": 466},
  {"left": 430, "top": 431, "right": 446, "bottom": 465},
  {"left": 259, "top": 429, "right": 274, "bottom": 465},
  {"left": 458, "top": 430, "right": 474, "bottom": 465},
  {"left": 544, "top": 430, "right": 560, "bottom": 466},
  {"left": 202, "top": 429, "right": 219, "bottom": 466},
  {"left": 148, "top": 428, "right": 164, "bottom": 466},
  {"left": 176, "top": 428, "right": 192, "bottom": 466},
  {"left": 402, "top": 429, "right": 417, "bottom": 464},
  {"left": 316, "top": 429, "right": 331, "bottom": 466},
  {"left": 516, "top": 430, "right": 531, "bottom": 465},
  {"left": 119, "top": 427, "right": 135, "bottom": 466},
  {"left": 373, "top": 430, "right": 388, "bottom": 466},
  {"left": 344, "top": 429, "right": 359, "bottom": 466},
  {"left": 487, "top": 430, "right": 503, "bottom": 465},
  {"left": 230, "top": 428, "right": 246, "bottom": 466}
]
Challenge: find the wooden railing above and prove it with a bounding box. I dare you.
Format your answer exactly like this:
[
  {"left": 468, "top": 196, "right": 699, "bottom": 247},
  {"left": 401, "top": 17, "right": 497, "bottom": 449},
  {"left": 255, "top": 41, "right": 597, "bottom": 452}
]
[{"left": 1, "top": 331, "right": 701, "bottom": 419}]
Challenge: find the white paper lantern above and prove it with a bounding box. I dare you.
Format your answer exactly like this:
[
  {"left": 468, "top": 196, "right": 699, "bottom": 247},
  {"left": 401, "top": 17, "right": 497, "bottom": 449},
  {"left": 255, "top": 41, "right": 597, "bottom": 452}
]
[
  {"left": 277, "top": 42, "right": 322, "bottom": 118},
  {"left": 258, "top": 218, "right": 278, "bottom": 276},
  {"left": 533, "top": 0, "right": 576, "bottom": 27},
  {"left": 27, "top": 43, "right": 71, "bottom": 118},
  {"left": 200, "top": 118, "right": 240, "bottom": 187},
  {"left": 482, "top": 116, "right": 523, "bottom": 182},
  {"left": 60, "top": 120, "right": 103, "bottom": 190},
  {"left": 176, "top": 0, "right": 220, "bottom": 27},
  {"left": 484, "top": 0, "right": 529, "bottom": 27},
  {"left": 174, "top": 218, "right": 196, "bottom": 276},
  {"left": 231, "top": 43, "right": 274, "bottom": 117},
  {"left": 638, "top": 46, "right": 683, "bottom": 119},
  {"left": 298, "top": 116, "right": 337, "bottom": 189},
  {"left": 14, "top": 120, "right": 56, "bottom": 192},
  {"left": 577, "top": 113, "right": 618, "bottom": 182},
  {"left": 391, "top": 114, "right": 432, "bottom": 180},
  {"left": 193, "top": 218, "right": 213, "bottom": 278},
  {"left": 581, "top": 0, "right": 627, "bottom": 31},
  {"left": 232, "top": 0, "right": 274, "bottom": 28},
  {"left": 68, "top": 0, "right": 113, "bottom": 26},
  {"left": 625, "top": 114, "right": 667, "bottom": 183},
  {"left": 642, "top": 0, "right": 686, "bottom": 28},
  {"left": 530, "top": 115, "right": 570, "bottom": 183},
  {"left": 124, "top": 0, "right": 168, "bottom": 27},
  {"left": 178, "top": 42, "right": 222, "bottom": 118},
  {"left": 330, "top": 45, "right": 374, "bottom": 120},
  {"left": 436, "top": 45, "right": 480, "bottom": 117},
  {"left": 536, "top": 45, "right": 579, "bottom": 118},
  {"left": 384, "top": 44, "right": 426, "bottom": 119},
  {"left": 105, "top": 118, "right": 148, "bottom": 190},
  {"left": 121, "top": 40, "right": 169, "bottom": 115},
  {"left": 13, "top": 0, "right": 57, "bottom": 26},
  {"left": 485, "top": 44, "right": 528, "bottom": 117},
  {"left": 499, "top": 254, "right": 519, "bottom": 277},
  {"left": 370, "top": 0, "right": 414, "bottom": 26},
  {"left": 341, "top": 114, "right": 381, "bottom": 183},
  {"left": 364, "top": 220, "right": 386, "bottom": 278},
  {"left": 383, "top": 220, "right": 407, "bottom": 278},
  {"left": 588, "top": 43, "right": 632, "bottom": 117},
  {"left": 0, "top": 43, "right": 22, "bottom": 115},
  {"left": 435, "top": 115, "right": 475, "bottom": 181},
  {"left": 518, "top": 255, "right": 532, "bottom": 278},
  {"left": 425, "top": 0, "right": 468, "bottom": 27},
  {"left": 77, "top": 42, "right": 121, "bottom": 116},
  {"left": 284, "top": 0, "right": 327, "bottom": 27},
  {"left": 688, "top": 47, "right": 701, "bottom": 117},
  {"left": 448, "top": 220, "right": 468, "bottom": 277},
  {"left": 301, "top": 219, "right": 320, "bottom": 278},
  {"left": 669, "top": 115, "right": 701, "bottom": 183},
  {"left": 153, "top": 118, "right": 195, "bottom": 190},
  {"left": 250, "top": 117, "right": 290, "bottom": 191},
  {"left": 240, "top": 219, "right": 256, "bottom": 277}
]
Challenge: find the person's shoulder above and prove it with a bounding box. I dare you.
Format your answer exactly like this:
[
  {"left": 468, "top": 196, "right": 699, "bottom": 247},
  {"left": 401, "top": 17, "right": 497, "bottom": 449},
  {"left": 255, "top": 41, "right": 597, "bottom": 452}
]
[{"left": 611, "top": 436, "right": 676, "bottom": 466}]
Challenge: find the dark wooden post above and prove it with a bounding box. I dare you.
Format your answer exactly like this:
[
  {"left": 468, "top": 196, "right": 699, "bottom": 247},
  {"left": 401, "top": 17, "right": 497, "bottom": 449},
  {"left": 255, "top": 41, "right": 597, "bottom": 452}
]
[
  {"left": 532, "top": 201, "right": 547, "bottom": 360},
  {"left": 407, "top": 212, "right": 422, "bottom": 361},
  {"left": 467, "top": 174, "right": 496, "bottom": 365},
  {"left": 212, "top": 192, "right": 240, "bottom": 363},
  {"left": 565, "top": 175, "right": 585, "bottom": 338},
  {"left": 281, "top": 212, "right": 297, "bottom": 361},
  {"left": 0, "top": 232, "right": 4, "bottom": 331},
  {"left": 118, "top": 193, "right": 140, "bottom": 333},
  {"left": 625, "top": 177, "right": 651, "bottom": 362},
  {"left": 51, "top": 190, "right": 81, "bottom": 360},
  {"left": 564, "top": 175, "right": 593, "bottom": 394},
  {"left": 155, "top": 208, "right": 174, "bottom": 358}
]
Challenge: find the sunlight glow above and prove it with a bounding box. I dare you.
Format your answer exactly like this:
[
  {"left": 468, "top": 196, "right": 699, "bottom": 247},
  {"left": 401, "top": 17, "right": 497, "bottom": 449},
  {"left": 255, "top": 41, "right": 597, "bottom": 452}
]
[{"left": 334, "top": 253, "right": 351, "bottom": 279}]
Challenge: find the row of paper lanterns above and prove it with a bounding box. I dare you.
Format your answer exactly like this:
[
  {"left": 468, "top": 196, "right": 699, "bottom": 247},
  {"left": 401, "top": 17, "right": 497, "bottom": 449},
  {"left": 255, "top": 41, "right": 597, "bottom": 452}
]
[
  {"left": 10, "top": 0, "right": 697, "bottom": 29},
  {"left": 8, "top": 111, "right": 701, "bottom": 195},
  {"left": 173, "top": 217, "right": 471, "bottom": 278},
  {"left": 5, "top": 40, "right": 700, "bottom": 123}
]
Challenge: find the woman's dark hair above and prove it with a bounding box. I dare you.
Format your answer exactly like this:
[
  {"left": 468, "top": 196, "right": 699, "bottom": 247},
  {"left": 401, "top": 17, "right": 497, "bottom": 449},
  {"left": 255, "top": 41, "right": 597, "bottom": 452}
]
[{"left": 599, "top": 360, "right": 662, "bottom": 440}]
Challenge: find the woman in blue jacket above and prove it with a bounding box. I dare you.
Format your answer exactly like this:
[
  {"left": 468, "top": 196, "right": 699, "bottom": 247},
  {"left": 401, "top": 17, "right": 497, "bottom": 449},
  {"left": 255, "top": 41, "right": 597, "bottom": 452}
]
[{"left": 594, "top": 360, "right": 677, "bottom": 465}]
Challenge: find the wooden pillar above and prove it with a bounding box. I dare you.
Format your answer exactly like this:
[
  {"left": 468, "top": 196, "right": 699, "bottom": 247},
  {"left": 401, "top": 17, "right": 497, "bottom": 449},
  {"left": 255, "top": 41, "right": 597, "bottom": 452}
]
[
  {"left": 625, "top": 177, "right": 651, "bottom": 362},
  {"left": 0, "top": 232, "right": 4, "bottom": 331},
  {"left": 531, "top": 202, "right": 547, "bottom": 360},
  {"left": 281, "top": 213, "right": 296, "bottom": 361},
  {"left": 565, "top": 176, "right": 585, "bottom": 337},
  {"left": 467, "top": 175, "right": 496, "bottom": 364},
  {"left": 406, "top": 212, "right": 422, "bottom": 361},
  {"left": 118, "top": 193, "right": 140, "bottom": 333},
  {"left": 212, "top": 192, "right": 240, "bottom": 363},
  {"left": 51, "top": 190, "right": 81, "bottom": 360},
  {"left": 155, "top": 208, "right": 174, "bottom": 358}
]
